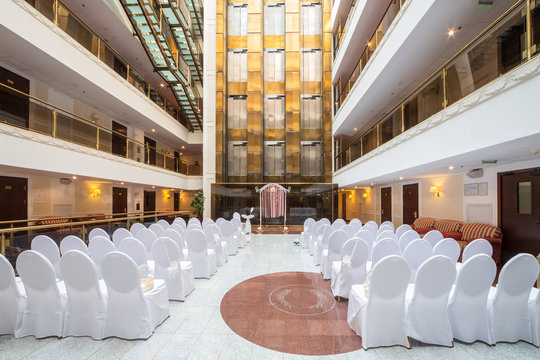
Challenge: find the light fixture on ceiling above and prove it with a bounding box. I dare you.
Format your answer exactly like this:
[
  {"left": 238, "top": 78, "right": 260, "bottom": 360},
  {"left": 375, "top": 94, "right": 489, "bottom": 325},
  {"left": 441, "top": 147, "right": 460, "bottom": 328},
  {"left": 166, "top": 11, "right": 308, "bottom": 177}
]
[
  {"left": 72, "top": 176, "right": 77, "bottom": 180},
  {"left": 448, "top": 165, "right": 455, "bottom": 170},
  {"left": 160, "top": 83, "right": 165, "bottom": 87},
  {"left": 354, "top": 128, "right": 357, "bottom": 131},
  {"left": 120, "top": 182, "right": 124, "bottom": 185},
  {"left": 429, "top": 186, "right": 441, "bottom": 198},
  {"left": 151, "top": 128, "right": 156, "bottom": 132},
  {"left": 181, "top": 145, "right": 185, "bottom": 149},
  {"left": 399, "top": 176, "right": 403, "bottom": 180},
  {"left": 370, "top": 182, "right": 374, "bottom": 186},
  {"left": 152, "top": 186, "right": 155, "bottom": 189},
  {"left": 448, "top": 26, "right": 462, "bottom": 37}
]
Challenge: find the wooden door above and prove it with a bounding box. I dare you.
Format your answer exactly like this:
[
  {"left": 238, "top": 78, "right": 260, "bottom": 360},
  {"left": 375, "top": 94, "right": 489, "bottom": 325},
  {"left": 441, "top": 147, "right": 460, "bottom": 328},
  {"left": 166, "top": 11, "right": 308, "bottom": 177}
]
[
  {"left": 144, "top": 137, "right": 156, "bottom": 165},
  {"left": 0, "top": 66, "right": 29, "bottom": 128},
  {"left": 403, "top": 183, "right": 419, "bottom": 225},
  {"left": 144, "top": 190, "right": 156, "bottom": 222},
  {"left": 341, "top": 193, "right": 347, "bottom": 220},
  {"left": 112, "top": 121, "right": 127, "bottom": 157},
  {"left": 112, "top": 187, "right": 127, "bottom": 218},
  {"left": 174, "top": 192, "right": 180, "bottom": 211},
  {"left": 0, "top": 176, "right": 27, "bottom": 222},
  {"left": 500, "top": 168, "right": 540, "bottom": 263},
  {"left": 381, "top": 187, "right": 392, "bottom": 223}
]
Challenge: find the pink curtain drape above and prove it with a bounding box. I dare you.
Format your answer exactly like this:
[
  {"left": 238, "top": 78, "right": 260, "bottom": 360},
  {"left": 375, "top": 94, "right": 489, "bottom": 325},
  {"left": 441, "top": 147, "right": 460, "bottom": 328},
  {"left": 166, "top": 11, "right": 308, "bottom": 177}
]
[{"left": 260, "top": 184, "right": 286, "bottom": 218}]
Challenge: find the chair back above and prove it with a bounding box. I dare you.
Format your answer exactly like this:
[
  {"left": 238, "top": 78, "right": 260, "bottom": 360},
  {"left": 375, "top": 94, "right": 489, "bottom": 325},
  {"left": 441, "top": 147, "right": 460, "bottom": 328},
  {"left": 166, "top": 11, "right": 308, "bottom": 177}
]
[
  {"left": 163, "top": 228, "right": 185, "bottom": 254},
  {"left": 204, "top": 225, "right": 219, "bottom": 248},
  {"left": 424, "top": 230, "right": 444, "bottom": 248},
  {"left": 350, "top": 219, "right": 362, "bottom": 233},
  {"left": 89, "top": 227, "right": 109, "bottom": 240},
  {"left": 412, "top": 255, "right": 456, "bottom": 304},
  {"left": 398, "top": 230, "right": 420, "bottom": 250},
  {"left": 395, "top": 224, "right": 412, "bottom": 239},
  {"left": 303, "top": 218, "right": 315, "bottom": 232},
  {"left": 332, "top": 218, "right": 345, "bottom": 230},
  {"left": 157, "top": 219, "right": 169, "bottom": 230},
  {"left": 118, "top": 238, "right": 149, "bottom": 277},
  {"left": 0, "top": 254, "right": 20, "bottom": 334},
  {"left": 88, "top": 236, "right": 117, "bottom": 268},
  {"left": 215, "top": 217, "right": 226, "bottom": 226},
  {"left": 376, "top": 230, "right": 397, "bottom": 242},
  {"left": 380, "top": 220, "right": 394, "bottom": 231},
  {"left": 340, "top": 238, "right": 357, "bottom": 258},
  {"left": 112, "top": 228, "right": 132, "bottom": 248},
  {"left": 355, "top": 230, "right": 374, "bottom": 257},
  {"left": 129, "top": 222, "right": 146, "bottom": 237},
  {"left": 367, "top": 255, "right": 410, "bottom": 314},
  {"left": 462, "top": 238, "right": 492, "bottom": 263},
  {"left": 60, "top": 235, "right": 88, "bottom": 256},
  {"left": 173, "top": 217, "right": 186, "bottom": 229},
  {"left": 328, "top": 230, "right": 349, "bottom": 256},
  {"left": 202, "top": 218, "right": 214, "bottom": 229},
  {"left": 320, "top": 218, "right": 331, "bottom": 226},
  {"left": 187, "top": 222, "right": 202, "bottom": 232},
  {"left": 186, "top": 229, "right": 209, "bottom": 254},
  {"left": 148, "top": 223, "right": 165, "bottom": 237},
  {"left": 341, "top": 224, "right": 356, "bottom": 238},
  {"left": 371, "top": 238, "right": 401, "bottom": 266},
  {"left": 31, "top": 235, "right": 61, "bottom": 279},
  {"left": 136, "top": 228, "right": 158, "bottom": 253},
  {"left": 188, "top": 217, "right": 201, "bottom": 226},
  {"left": 233, "top": 212, "right": 241, "bottom": 220},
  {"left": 364, "top": 220, "right": 378, "bottom": 230},
  {"left": 403, "top": 239, "right": 432, "bottom": 282},
  {"left": 152, "top": 237, "right": 181, "bottom": 269},
  {"left": 320, "top": 225, "right": 334, "bottom": 248},
  {"left": 351, "top": 238, "right": 369, "bottom": 269},
  {"left": 169, "top": 224, "right": 186, "bottom": 242},
  {"left": 432, "top": 238, "right": 460, "bottom": 263},
  {"left": 362, "top": 223, "right": 377, "bottom": 239}
]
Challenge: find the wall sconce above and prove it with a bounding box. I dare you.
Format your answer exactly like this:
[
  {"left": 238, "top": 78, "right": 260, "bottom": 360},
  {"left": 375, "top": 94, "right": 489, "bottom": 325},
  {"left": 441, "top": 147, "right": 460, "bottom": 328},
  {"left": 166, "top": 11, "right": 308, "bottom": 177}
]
[
  {"left": 429, "top": 186, "right": 441, "bottom": 198},
  {"left": 89, "top": 187, "right": 101, "bottom": 199},
  {"left": 362, "top": 192, "right": 369, "bottom": 199}
]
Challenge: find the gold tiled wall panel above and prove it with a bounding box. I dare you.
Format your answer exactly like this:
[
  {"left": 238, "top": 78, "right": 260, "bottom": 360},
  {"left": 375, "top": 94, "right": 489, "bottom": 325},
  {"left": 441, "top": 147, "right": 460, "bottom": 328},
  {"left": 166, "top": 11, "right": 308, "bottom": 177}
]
[
  {"left": 228, "top": 82, "right": 247, "bottom": 95},
  {"left": 228, "top": 36, "right": 247, "bottom": 49},
  {"left": 265, "top": 82, "right": 285, "bottom": 94},
  {"left": 264, "top": 35, "right": 285, "bottom": 48},
  {"left": 286, "top": 112, "right": 300, "bottom": 131},
  {"left": 265, "top": 129, "right": 285, "bottom": 141}
]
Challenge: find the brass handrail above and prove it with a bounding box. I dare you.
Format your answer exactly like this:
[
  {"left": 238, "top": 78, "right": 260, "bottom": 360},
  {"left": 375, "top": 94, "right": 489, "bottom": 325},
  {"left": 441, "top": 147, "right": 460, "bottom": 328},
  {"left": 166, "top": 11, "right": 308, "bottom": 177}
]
[
  {"left": 334, "top": 0, "right": 533, "bottom": 163},
  {"left": 0, "top": 81, "right": 201, "bottom": 174}
]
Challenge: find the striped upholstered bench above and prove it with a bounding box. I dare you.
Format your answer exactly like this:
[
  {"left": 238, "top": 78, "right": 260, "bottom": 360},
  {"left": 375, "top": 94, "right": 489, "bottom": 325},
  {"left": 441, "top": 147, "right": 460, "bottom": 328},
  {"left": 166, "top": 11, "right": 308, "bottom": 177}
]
[
  {"left": 433, "top": 219, "right": 463, "bottom": 240},
  {"left": 460, "top": 223, "right": 503, "bottom": 264},
  {"left": 411, "top": 217, "right": 436, "bottom": 235}
]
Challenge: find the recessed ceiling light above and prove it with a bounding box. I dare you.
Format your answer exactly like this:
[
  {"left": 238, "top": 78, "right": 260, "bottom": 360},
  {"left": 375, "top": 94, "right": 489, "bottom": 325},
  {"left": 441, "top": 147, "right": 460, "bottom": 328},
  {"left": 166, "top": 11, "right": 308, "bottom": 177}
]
[
  {"left": 370, "top": 182, "right": 374, "bottom": 186},
  {"left": 72, "top": 176, "right": 77, "bottom": 179},
  {"left": 152, "top": 186, "right": 155, "bottom": 189},
  {"left": 151, "top": 128, "right": 156, "bottom": 132},
  {"left": 160, "top": 83, "right": 165, "bottom": 87},
  {"left": 354, "top": 128, "right": 358, "bottom": 131},
  {"left": 120, "top": 182, "right": 124, "bottom": 185},
  {"left": 179, "top": 152, "right": 183, "bottom": 155},
  {"left": 448, "top": 29, "right": 455, "bottom": 37},
  {"left": 354, "top": 186, "right": 358, "bottom": 189},
  {"left": 399, "top": 176, "right": 403, "bottom": 180},
  {"left": 181, "top": 145, "right": 185, "bottom": 149},
  {"left": 448, "top": 165, "right": 455, "bottom": 170}
]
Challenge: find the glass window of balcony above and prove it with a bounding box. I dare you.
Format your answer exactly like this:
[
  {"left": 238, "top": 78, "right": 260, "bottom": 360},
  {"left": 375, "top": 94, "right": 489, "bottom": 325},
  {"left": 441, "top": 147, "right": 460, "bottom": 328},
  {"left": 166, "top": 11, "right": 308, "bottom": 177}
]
[
  {"left": 228, "top": 141, "right": 248, "bottom": 176},
  {"left": 228, "top": 50, "right": 248, "bottom": 82},
  {"left": 264, "top": 3, "right": 285, "bottom": 36},
  {"left": 301, "top": 141, "right": 322, "bottom": 176},
  {"left": 404, "top": 72, "right": 443, "bottom": 131},
  {"left": 533, "top": 1, "right": 540, "bottom": 56},
  {"left": 301, "top": 49, "right": 322, "bottom": 82},
  {"left": 361, "top": 127, "right": 377, "bottom": 155},
  {"left": 300, "top": 95, "right": 322, "bottom": 129},
  {"left": 379, "top": 108, "right": 402, "bottom": 145},
  {"left": 264, "top": 95, "right": 285, "bottom": 129},
  {"left": 264, "top": 49, "right": 285, "bottom": 82},
  {"left": 264, "top": 141, "right": 285, "bottom": 176},
  {"left": 301, "top": 2, "right": 322, "bottom": 35},
  {"left": 228, "top": 95, "right": 247, "bottom": 129},
  {"left": 228, "top": 4, "right": 248, "bottom": 36}
]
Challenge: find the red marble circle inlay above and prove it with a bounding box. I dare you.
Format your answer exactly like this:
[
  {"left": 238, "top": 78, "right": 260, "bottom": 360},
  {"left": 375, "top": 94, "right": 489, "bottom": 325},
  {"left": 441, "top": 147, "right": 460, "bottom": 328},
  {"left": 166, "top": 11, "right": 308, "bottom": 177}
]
[{"left": 220, "top": 272, "right": 363, "bottom": 355}]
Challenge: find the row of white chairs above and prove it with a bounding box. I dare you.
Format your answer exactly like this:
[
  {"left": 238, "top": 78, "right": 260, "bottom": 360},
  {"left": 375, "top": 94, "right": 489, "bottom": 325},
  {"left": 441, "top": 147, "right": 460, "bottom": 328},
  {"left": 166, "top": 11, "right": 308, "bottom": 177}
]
[{"left": 347, "top": 253, "right": 540, "bottom": 349}]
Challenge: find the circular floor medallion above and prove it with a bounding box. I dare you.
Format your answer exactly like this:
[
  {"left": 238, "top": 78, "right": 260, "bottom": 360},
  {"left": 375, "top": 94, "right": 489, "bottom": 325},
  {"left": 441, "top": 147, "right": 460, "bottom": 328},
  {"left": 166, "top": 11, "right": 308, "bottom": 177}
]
[{"left": 220, "top": 271, "right": 362, "bottom": 355}]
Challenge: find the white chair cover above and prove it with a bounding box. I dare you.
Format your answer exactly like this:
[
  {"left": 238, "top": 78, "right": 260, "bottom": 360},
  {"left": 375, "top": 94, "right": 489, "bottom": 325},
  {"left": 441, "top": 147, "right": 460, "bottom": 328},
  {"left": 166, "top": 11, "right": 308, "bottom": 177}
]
[
  {"left": 215, "top": 217, "right": 226, "bottom": 226},
  {"left": 375, "top": 230, "right": 397, "bottom": 242},
  {"left": 89, "top": 227, "right": 109, "bottom": 240},
  {"left": 15, "top": 250, "right": 66, "bottom": 338},
  {"left": 362, "top": 223, "right": 378, "bottom": 240},
  {"left": 136, "top": 228, "right": 158, "bottom": 254},
  {"left": 152, "top": 237, "right": 195, "bottom": 301},
  {"left": 322, "top": 230, "right": 349, "bottom": 279},
  {"left": 31, "top": 235, "right": 62, "bottom": 280},
  {"left": 173, "top": 217, "right": 187, "bottom": 229},
  {"left": 148, "top": 223, "right": 165, "bottom": 238},
  {"left": 332, "top": 218, "right": 346, "bottom": 229},
  {"left": 349, "top": 219, "right": 363, "bottom": 234},
  {"left": 380, "top": 220, "right": 394, "bottom": 231},
  {"left": 354, "top": 230, "right": 375, "bottom": 260},
  {"left": 101, "top": 252, "right": 169, "bottom": 339},
  {"left": 402, "top": 239, "right": 432, "bottom": 283},
  {"left": 188, "top": 217, "right": 201, "bottom": 226},
  {"left": 219, "top": 221, "right": 238, "bottom": 256},
  {"left": 370, "top": 238, "right": 401, "bottom": 270},
  {"left": 320, "top": 218, "right": 331, "bottom": 226},
  {"left": 163, "top": 228, "right": 189, "bottom": 259},
  {"left": 169, "top": 224, "right": 187, "bottom": 247},
  {"left": 364, "top": 220, "right": 378, "bottom": 229},
  {"left": 300, "top": 218, "right": 316, "bottom": 249},
  {"left": 129, "top": 223, "right": 146, "bottom": 237},
  {"left": 232, "top": 212, "right": 241, "bottom": 221},
  {"left": 202, "top": 218, "right": 214, "bottom": 229},
  {"left": 529, "top": 288, "right": 540, "bottom": 346},
  {"left": 462, "top": 238, "right": 493, "bottom": 263},
  {"left": 186, "top": 229, "right": 217, "bottom": 278},
  {"left": 308, "top": 222, "right": 324, "bottom": 255},
  {"left": 487, "top": 253, "right": 539, "bottom": 344},
  {"left": 377, "top": 225, "right": 394, "bottom": 236},
  {"left": 398, "top": 230, "right": 420, "bottom": 253},
  {"left": 405, "top": 256, "right": 456, "bottom": 346},
  {"left": 231, "top": 218, "right": 246, "bottom": 248},
  {"left": 60, "top": 235, "right": 88, "bottom": 256},
  {"left": 60, "top": 250, "right": 106, "bottom": 339},
  {"left": 157, "top": 219, "right": 170, "bottom": 230},
  {"left": 112, "top": 228, "right": 132, "bottom": 248},
  {"left": 395, "top": 224, "right": 412, "bottom": 239},
  {"left": 348, "top": 255, "right": 411, "bottom": 349},
  {"left": 341, "top": 224, "right": 357, "bottom": 238},
  {"left": 423, "top": 230, "right": 444, "bottom": 248},
  {"left": 118, "top": 238, "right": 150, "bottom": 278},
  {"left": 88, "top": 236, "right": 116, "bottom": 278},
  {"left": 432, "top": 238, "right": 461, "bottom": 263},
  {"left": 332, "top": 238, "right": 369, "bottom": 299},
  {"left": 448, "top": 254, "right": 496, "bottom": 344},
  {"left": 0, "top": 254, "right": 26, "bottom": 335},
  {"left": 204, "top": 223, "right": 228, "bottom": 266},
  {"left": 315, "top": 225, "right": 333, "bottom": 266}
]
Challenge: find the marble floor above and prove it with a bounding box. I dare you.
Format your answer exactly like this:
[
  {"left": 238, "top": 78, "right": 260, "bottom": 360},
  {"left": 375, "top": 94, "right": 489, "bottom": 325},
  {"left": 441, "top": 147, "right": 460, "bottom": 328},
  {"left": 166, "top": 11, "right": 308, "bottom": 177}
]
[{"left": 1, "top": 234, "right": 539, "bottom": 360}]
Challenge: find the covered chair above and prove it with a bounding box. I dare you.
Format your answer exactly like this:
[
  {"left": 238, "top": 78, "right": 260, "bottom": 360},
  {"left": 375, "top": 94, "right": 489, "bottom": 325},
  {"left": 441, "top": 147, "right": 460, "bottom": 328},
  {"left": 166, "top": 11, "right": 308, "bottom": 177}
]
[
  {"left": 380, "top": 220, "right": 394, "bottom": 230},
  {"left": 395, "top": 224, "right": 412, "bottom": 239},
  {"left": 347, "top": 255, "right": 411, "bottom": 349},
  {"left": 423, "top": 230, "right": 444, "bottom": 248},
  {"left": 529, "top": 287, "right": 540, "bottom": 346},
  {"left": 375, "top": 230, "right": 397, "bottom": 242},
  {"left": 219, "top": 221, "right": 238, "bottom": 256},
  {"left": 188, "top": 217, "right": 201, "bottom": 226},
  {"left": 89, "top": 227, "right": 109, "bottom": 240},
  {"left": 309, "top": 222, "right": 325, "bottom": 255},
  {"left": 169, "top": 224, "right": 187, "bottom": 247},
  {"left": 0, "top": 253, "right": 26, "bottom": 335},
  {"left": 202, "top": 218, "right": 214, "bottom": 229},
  {"left": 60, "top": 250, "right": 106, "bottom": 339},
  {"left": 369, "top": 238, "right": 401, "bottom": 271},
  {"left": 215, "top": 218, "right": 226, "bottom": 226},
  {"left": 136, "top": 228, "right": 158, "bottom": 254},
  {"left": 355, "top": 230, "right": 374, "bottom": 260},
  {"left": 204, "top": 223, "right": 228, "bottom": 266},
  {"left": 88, "top": 236, "right": 116, "bottom": 278},
  {"left": 457, "top": 238, "right": 493, "bottom": 271},
  {"left": 405, "top": 255, "right": 456, "bottom": 346},
  {"left": 398, "top": 230, "right": 420, "bottom": 254},
  {"left": 433, "top": 238, "right": 461, "bottom": 263},
  {"left": 15, "top": 250, "right": 66, "bottom": 338},
  {"left": 300, "top": 218, "right": 316, "bottom": 249},
  {"left": 112, "top": 228, "right": 132, "bottom": 248},
  {"left": 402, "top": 239, "right": 432, "bottom": 283},
  {"left": 332, "top": 218, "right": 346, "bottom": 229},
  {"left": 129, "top": 223, "right": 146, "bottom": 237},
  {"left": 448, "top": 254, "right": 496, "bottom": 344},
  {"left": 315, "top": 225, "right": 333, "bottom": 266},
  {"left": 332, "top": 238, "right": 369, "bottom": 299},
  {"left": 152, "top": 237, "right": 195, "bottom": 301},
  {"left": 31, "top": 235, "right": 62, "bottom": 280},
  {"left": 148, "top": 223, "right": 165, "bottom": 238},
  {"left": 173, "top": 217, "right": 187, "bottom": 229},
  {"left": 163, "top": 228, "right": 189, "bottom": 259},
  {"left": 322, "top": 230, "right": 349, "bottom": 279},
  {"left": 487, "top": 253, "right": 539, "bottom": 344},
  {"left": 231, "top": 218, "right": 246, "bottom": 248},
  {"left": 118, "top": 238, "right": 150, "bottom": 278},
  {"left": 341, "top": 224, "right": 357, "bottom": 238},
  {"left": 320, "top": 218, "right": 331, "bottom": 226},
  {"left": 157, "top": 219, "right": 170, "bottom": 230},
  {"left": 186, "top": 229, "right": 217, "bottom": 278},
  {"left": 350, "top": 219, "right": 363, "bottom": 233},
  {"left": 101, "top": 252, "right": 169, "bottom": 339},
  {"left": 59, "top": 235, "right": 88, "bottom": 256}
]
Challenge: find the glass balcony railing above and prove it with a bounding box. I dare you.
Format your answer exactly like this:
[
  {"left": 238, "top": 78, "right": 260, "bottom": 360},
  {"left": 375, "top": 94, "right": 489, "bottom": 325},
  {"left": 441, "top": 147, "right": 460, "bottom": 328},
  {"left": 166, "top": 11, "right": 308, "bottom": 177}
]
[
  {"left": 335, "top": 0, "right": 539, "bottom": 171},
  {"left": 23, "top": 0, "right": 193, "bottom": 131},
  {"left": 334, "top": 0, "right": 407, "bottom": 113},
  {"left": 0, "top": 82, "right": 202, "bottom": 176}
]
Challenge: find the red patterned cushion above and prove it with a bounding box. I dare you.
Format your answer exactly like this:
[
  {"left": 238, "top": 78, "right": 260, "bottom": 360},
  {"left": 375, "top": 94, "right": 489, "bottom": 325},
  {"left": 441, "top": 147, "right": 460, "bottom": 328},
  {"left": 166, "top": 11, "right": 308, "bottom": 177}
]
[
  {"left": 434, "top": 219, "right": 462, "bottom": 233},
  {"left": 461, "top": 223, "right": 502, "bottom": 242},
  {"left": 413, "top": 217, "right": 435, "bottom": 228},
  {"left": 441, "top": 231, "right": 462, "bottom": 241}
]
